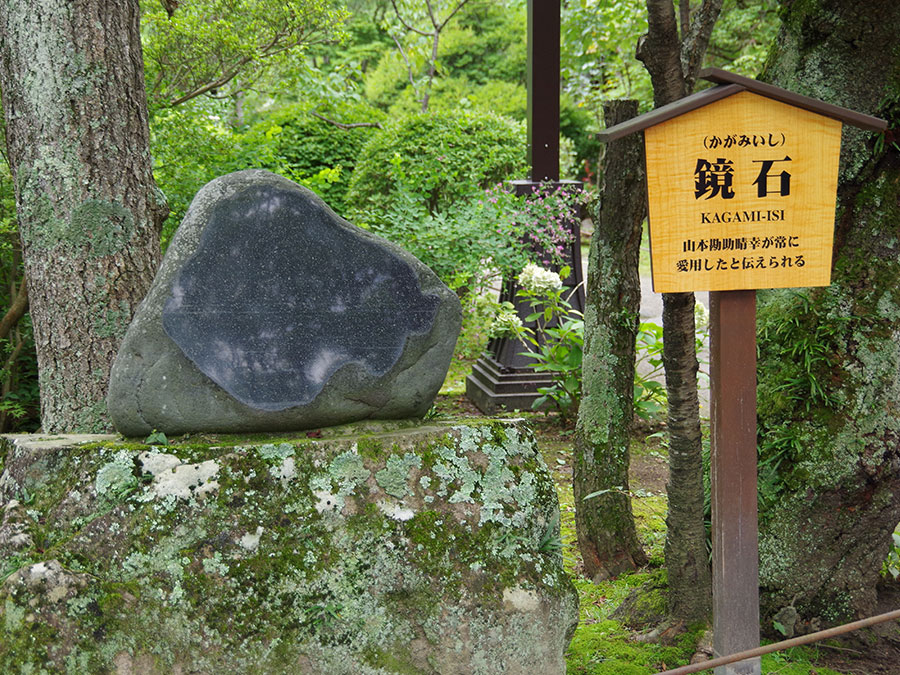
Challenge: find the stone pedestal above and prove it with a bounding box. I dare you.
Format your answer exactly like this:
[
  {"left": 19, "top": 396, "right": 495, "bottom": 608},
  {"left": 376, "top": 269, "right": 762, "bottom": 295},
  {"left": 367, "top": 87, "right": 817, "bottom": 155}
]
[{"left": 0, "top": 420, "right": 577, "bottom": 674}]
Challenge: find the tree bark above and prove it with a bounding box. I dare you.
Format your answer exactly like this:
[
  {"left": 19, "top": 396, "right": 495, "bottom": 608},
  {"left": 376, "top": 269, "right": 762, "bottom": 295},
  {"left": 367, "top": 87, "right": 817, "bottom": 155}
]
[
  {"left": 660, "top": 290, "right": 710, "bottom": 624},
  {"left": 637, "top": 0, "right": 721, "bottom": 625},
  {"left": 574, "top": 100, "right": 649, "bottom": 582},
  {"left": 0, "top": 0, "right": 167, "bottom": 432},
  {"left": 755, "top": 0, "right": 900, "bottom": 633}
]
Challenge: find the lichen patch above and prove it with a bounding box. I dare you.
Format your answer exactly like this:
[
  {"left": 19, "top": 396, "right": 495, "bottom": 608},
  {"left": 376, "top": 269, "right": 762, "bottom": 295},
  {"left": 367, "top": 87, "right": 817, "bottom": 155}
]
[{"left": 146, "top": 459, "right": 220, "bottom": 500}]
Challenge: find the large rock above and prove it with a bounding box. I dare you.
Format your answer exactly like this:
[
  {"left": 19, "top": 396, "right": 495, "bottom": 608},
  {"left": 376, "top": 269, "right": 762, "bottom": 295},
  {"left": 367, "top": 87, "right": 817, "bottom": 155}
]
[
  {"left": 0, "top": 420, "right": 578, "bottom": 674},
  {"left": 108, "top": 170, "right": 461, "bottom": 437}
]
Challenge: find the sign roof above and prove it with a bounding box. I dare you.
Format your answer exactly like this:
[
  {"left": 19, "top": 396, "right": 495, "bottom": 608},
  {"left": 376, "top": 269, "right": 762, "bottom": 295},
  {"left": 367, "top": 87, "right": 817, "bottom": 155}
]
[{"left": 598, "top": 68, "right": 887, "bottom": 142}]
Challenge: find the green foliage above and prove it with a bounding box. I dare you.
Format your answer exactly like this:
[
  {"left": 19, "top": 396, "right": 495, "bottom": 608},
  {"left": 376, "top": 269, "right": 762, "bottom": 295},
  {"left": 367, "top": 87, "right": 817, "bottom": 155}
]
[
  {"left": 560, "top": 0, "right": 781, "bottom": 117},
  {"left": 346, "top": 108, "right": 526, "bottom": 217},
  {"left": 365, "top": 0, "right": 526, "bottom": 112},
  {"left": 145, "top": 430, "right": 169, "bottom": 445},
  {"left": 633, "top": 304, "right": 709, "bottom": 423},
  {"left": 437, "top": 1, "right": 527, "bottom": 86},
  {"left": 238, "top": 100, "right": 385, "bottom": 214},
  {"left": 707, "top": 0, "right": 780, "bottom": 77},
  {"left": 440, "top": 292, "right": 505, "bottom": 395},
  {"left": 505, "top": 265, "right": 584, "bottom": 421},
  {"left": 633, "top": 322, "right": 667, "bottom": 422},
  {"left": 0, "top": 324, "right": 40, "bottom": 432},
  {"left": 463, "top": 80, "right": 527, "bottom": 119},
  {"left": 150, "top": 99, "right": 240, "bottom": 241},
  {"left": 141, "top": 0, "right": 349, "bottom": 108},
  {"left": 0, "top": 161, "right": 39, "bottom": 432},
  {"left": 561, "top": 0, "right": 652, "bottom": 111},
  {"left": 756, "top": 290, "right": 852, "bottom": 507},
  {"left": 151, "top": 97, "right": 382, "bottom": 241},
  {"left": 560, "top": 94, "right": 603, "bottom": 183},
  {"left": 882, "top": 524, "right": 900, "bottom": 580},
  {"left": 362, "top": 180, "right": 578, "bottom": 297}
]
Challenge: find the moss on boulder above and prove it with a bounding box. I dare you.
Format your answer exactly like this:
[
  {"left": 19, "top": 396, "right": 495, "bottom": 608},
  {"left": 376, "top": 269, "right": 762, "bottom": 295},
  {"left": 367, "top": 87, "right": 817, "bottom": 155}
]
[{"left": 0, "top": 420, "right": 577, "bottom": 674}]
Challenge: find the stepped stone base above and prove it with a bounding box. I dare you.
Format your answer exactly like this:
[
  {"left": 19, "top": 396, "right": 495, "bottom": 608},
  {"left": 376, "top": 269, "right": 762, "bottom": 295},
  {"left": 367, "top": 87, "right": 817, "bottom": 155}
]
[
  {"left": 466, "top": 354, "right": 555, "bottom": 414},
  {"left": 0, "top": 420, "right": 577, "bottom": 674}
]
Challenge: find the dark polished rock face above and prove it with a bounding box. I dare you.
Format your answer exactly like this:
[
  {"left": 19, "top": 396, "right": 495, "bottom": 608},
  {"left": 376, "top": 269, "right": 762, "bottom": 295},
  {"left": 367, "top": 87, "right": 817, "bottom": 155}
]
[
  {"left": 108, "top": 170, "right": 461, "bottom": 436},
  {"left": 161, "top": 184, "right": 440, "bottom": 411}
]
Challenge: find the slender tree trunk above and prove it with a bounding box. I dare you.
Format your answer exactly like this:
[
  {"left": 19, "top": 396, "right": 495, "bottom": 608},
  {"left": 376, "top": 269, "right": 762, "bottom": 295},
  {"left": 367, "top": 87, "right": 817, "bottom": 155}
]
[
  {"left": 0, "top": 0, "right": 167, "bottom": 432},
  {"left": 659, "top": 291, "right": 710, "bottom": 622},
  {"left": 574, "top": 100, "right": 649, "bottom": 581},
  {"left": 637, "top": 0, "right": 722, "bottom": 625}
]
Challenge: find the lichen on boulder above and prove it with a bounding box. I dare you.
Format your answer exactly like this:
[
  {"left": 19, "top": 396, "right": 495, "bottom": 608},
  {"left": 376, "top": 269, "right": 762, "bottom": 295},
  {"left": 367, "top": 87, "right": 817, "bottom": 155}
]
[{"left": 0, "top": 420, "right": 577, "bottom": 674}]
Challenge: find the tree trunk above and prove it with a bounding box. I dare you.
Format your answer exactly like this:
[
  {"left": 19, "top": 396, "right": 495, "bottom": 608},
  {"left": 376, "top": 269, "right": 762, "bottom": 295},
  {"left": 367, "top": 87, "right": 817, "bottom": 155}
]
[
  {"left": 0, "top": 0, "right": 167, "bottom": 432},
  {"left": 637, "top": 0, "right": 721, "bottom": 625},
  {"left": 574, "top": 100, "right": 649, "bottom": 582},
  {"left": 755, "top": 0, "right": 900, "bottom": 634},
  {"left": 660, "top": 290, "right": 710, "bottom": 623}
]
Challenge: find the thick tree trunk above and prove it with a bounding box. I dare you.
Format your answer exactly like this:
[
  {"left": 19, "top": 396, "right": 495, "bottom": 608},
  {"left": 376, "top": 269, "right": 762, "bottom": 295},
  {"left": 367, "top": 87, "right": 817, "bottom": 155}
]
[
  {"left": 637, "top": 0, "right": 721, "bottom": 625},
  {"left": 756, "top": 0, "right": 900, "bottom": 634},
  {"left": 0, "top": 0, "right": 167, "bottom": 432},
  {"left": 574, "top": 100, "right": 648, "bottom": 581}
]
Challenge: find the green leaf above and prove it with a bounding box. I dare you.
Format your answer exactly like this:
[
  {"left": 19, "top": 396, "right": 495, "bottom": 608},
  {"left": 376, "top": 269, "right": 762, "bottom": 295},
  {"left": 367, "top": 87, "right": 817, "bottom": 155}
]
[{"left": 145, "top": 430, "right": 168, "bottom": 445}]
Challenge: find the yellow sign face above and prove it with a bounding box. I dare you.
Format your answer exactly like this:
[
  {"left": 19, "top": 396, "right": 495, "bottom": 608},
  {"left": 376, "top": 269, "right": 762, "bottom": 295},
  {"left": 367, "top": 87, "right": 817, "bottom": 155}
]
[{"left": 644, "top": 90, "right": 842, "bottom": 292}]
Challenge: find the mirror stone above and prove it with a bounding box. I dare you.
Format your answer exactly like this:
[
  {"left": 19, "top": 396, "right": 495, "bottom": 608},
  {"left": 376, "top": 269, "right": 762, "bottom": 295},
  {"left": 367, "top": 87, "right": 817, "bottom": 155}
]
[{"left": 161, "top": 183, "right": 440, "bottom": 411}]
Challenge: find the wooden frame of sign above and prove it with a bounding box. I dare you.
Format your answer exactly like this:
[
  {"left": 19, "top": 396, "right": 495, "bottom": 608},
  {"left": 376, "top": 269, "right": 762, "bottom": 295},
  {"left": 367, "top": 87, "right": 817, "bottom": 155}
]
[{"left": 600, "top": 69, "right": 886, "bottom": 675}]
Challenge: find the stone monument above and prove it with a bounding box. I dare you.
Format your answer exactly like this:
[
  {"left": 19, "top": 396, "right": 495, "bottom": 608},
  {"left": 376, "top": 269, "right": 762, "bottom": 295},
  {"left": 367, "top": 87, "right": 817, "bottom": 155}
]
[{"left": 108, "top": 170, "right": 461, "bottom": 436}]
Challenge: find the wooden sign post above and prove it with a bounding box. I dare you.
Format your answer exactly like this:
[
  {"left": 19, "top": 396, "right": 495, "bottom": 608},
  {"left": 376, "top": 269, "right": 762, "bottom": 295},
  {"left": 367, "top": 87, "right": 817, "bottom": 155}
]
[{"left": 600, "top": 69, "right": 886, "bottom": 675}]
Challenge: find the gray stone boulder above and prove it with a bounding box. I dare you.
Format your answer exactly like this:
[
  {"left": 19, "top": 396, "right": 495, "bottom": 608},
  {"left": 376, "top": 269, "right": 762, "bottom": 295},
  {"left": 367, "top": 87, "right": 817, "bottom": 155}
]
[
  {"left": 108, "top": 170, "right": 461, "bottom": 437},
  {"left": 0, "top": 420, "right": 578, "bottom": 673}
]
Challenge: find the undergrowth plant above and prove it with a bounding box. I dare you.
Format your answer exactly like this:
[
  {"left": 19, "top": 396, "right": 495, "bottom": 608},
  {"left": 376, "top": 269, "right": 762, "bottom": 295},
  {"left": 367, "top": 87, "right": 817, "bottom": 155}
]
[
  {"left": 509, "top": 264, "right": 584, "bottom": 421},
  {"left": 488, "top": 270, "right": 710, "bottom": 424},
  {"left": 756, "top": 289, "right": 852, "bottom": 511},
  {"left": 634, "top": 301, "right": 710, "bottom": 422},
  {"left": 359, "top": 167, "right": 583, "bottom": 297}
]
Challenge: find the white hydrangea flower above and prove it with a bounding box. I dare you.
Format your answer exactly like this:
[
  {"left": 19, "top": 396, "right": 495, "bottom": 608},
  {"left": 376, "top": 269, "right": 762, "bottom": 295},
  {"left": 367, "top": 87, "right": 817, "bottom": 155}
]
[
  {"left": 518, "top": 263, "right": 563, "bottom": 296},
  {"left": 490, "top": 308, "right": 524, "bottom": 338}
]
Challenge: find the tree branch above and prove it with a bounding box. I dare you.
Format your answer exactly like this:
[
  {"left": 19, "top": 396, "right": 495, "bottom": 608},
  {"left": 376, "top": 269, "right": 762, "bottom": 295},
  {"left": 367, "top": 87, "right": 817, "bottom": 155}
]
[
  {"left": 679, "top": 0, "right": 690, "bottom": 42},
  {"left": 436, "top": 0, "right": 470, "bottom": 31},
  {"left": 391, "top": 32, "right": 420, "bottom": 95},
  {"left": 389, "top": 0, "right": 433, "bottom": 36},
  {"left": 681, "top": 0, "right": 724, "bottom": 90},
  {"left": 0, "top": 279, "right": 28, "bottom": 342},
  {"left": 308, "top": 110, "right": 382, "bottom": 130},
  {"left": 422, "top": 28, "right": 441, "bottom": 112}
]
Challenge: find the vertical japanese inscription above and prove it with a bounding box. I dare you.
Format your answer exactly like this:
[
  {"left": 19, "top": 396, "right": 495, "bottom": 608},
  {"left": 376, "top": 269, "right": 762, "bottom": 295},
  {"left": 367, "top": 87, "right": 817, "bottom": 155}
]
[{"left": 644, "top": 90, "right": 842, "bottom": 292}]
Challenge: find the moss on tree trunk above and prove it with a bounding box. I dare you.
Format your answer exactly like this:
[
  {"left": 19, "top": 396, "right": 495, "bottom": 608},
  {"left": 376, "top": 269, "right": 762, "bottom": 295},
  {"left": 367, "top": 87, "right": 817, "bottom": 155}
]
[
  {"left": 574, "top": 100, "right": 648, "bottom": 581},
  {"left": 756, "top": 0, "right": 900, "bottom": 632},
  {"left": 0, "top": 0, "right": 167, "bottom": 432}
]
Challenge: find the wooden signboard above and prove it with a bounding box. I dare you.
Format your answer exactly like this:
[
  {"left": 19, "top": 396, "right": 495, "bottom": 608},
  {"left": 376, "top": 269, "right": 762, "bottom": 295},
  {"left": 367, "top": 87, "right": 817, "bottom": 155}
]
[
  {"left": 644, "top": 90, "right": 842, "bottom": 293},
  {"left": 600, "top": 70, "right": 886, "bottom": 675}
]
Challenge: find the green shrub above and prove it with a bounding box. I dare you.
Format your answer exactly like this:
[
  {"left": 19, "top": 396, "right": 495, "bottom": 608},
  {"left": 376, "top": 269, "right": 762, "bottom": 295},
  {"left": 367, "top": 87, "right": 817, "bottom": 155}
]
[
  {"left": 438, "top": 4, "right": 526, "bottom": 86},
  {"left": 238, "top": 100, "right": 385, "bottom": 214},
  {"left": 363, "top": 1, "right": 526, "bottom": 111},
  {"left": 345, "top": 109, "right": 526, "bottom": 218},
  {"left": 151, "top": 98, "right": 384, "bottom": 243}
]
